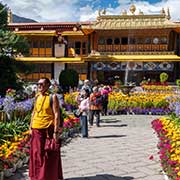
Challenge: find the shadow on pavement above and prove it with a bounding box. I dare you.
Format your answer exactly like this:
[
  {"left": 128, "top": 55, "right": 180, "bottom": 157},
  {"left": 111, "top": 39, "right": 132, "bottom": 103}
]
[
  {"left": 100, "top": 124, "right": 127, "bottom": 128},
  {"left": 65, "top": 174, "right": 134, "bottom": 180},
  {"left": 101, "top": 119, "right": 120, "bottom": 123},
  {"left": 89, "top": 135, "right": 126, "bottom": 139}
]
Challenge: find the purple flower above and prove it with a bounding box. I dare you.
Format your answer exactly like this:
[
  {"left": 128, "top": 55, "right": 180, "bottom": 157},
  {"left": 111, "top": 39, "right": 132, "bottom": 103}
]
[{"left": 3, "top": 96, "right": 15, "bottom": 113}]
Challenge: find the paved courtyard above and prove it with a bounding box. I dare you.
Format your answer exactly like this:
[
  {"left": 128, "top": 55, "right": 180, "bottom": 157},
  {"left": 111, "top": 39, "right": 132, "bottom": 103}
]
[{"left": 6, "top": 115, "right": 165, "bottom": 180}]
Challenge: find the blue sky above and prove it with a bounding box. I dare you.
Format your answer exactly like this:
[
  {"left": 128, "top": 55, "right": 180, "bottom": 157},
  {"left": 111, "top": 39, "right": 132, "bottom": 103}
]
[{"left": 1, "top": 0, "right": 180, "bottom": 22}]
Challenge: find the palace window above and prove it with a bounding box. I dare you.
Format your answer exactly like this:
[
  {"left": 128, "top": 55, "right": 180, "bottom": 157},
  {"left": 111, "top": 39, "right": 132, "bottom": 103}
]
[
  {"left": 160, "top": 37, "right": 168, "bottom": 44},
  {"left": 145, "top": 37, "right": 151, "bottom": 44},
  {"left": 82, "top": 42, "right": 86, "bottom": 54},
  {"left": 75, "top": 41, "right": 81, "bottom": 55},
  {"left": 107, "top": 38, "right": 113, "bottom": 45},
  {"left": 40, "top": 40, "right": 45, "bottom": 48},
  {"left": 33, "top": 40, "right": 38, "bottom": 48},
  {"left": 121, "top": 37, "right": 128, "bottom": 45},
  {"left": 136, "top": 38, "right": 144, "bottom": 44},
  {"left": 30, "top": 39, "right": 52, "bottom": 57},
  {"left": 129, "top": 37, "right": 136, "bottom": 44},
  {"left": 153, "top": 37, "right": 159, "bottom": 44},
  {"left": 98, "top": 37, "right": 105, "bottom": 45},
  {"left": 114, "top": 38, "right": 120, "bottom": 45},
  {"left": 46, "top": 40, "right": 52, "bottom": 48}
]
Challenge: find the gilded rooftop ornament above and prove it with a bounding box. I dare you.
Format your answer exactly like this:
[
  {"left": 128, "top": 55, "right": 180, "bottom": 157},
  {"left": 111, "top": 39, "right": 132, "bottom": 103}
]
[
  {"left": 129, "top": 4, "right": 136, "bottom": 14},
  {"left": 82, "top": 3, "right": 177, "bottom": 30},
  {"left": 160, "top": 8, "right": 165, "bottom": 15},
  {"left": 166, "top": 7, "right": 171, "bottom": 20}
]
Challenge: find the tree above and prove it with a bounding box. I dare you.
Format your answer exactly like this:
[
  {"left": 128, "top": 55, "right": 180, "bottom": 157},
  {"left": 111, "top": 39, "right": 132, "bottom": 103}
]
[
  {"left": 160, "top": 72, "right": 168, "bottom": 83},
  {"left": 0, "top": 2, "right": 32, "bottom": 96},
  {"left": 59, "top": 69, "right": 79, "bottom": 92},
  {"left": 0, "top": 2, "right": 8, "bottom": 29}
]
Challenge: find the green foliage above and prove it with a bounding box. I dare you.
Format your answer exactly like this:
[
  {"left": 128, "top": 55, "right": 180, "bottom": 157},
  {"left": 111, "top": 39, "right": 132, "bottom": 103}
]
[
  {"left": 0, "top": 3, "right": 31, "bottom": 95},
  {"left": 0, "top": 30, "right": 29, "bottom": 56},
  {"left": 0, "top": 113, "right": 30, "bottom": 145},
  {"left": 0, "top": 56, "right": 33, "bottom": 96},
  {"left": 154, "top": 100, "right": 169, "bottom": 108},
  {"left": 0, "top": 2, "right": 8, "bottom": 29},
  {"left": 176, "top": 79, "right": 180, "bottom": 89},
  {"left": 143, "top": 101, "right": 154, "bottom": 108},
  {"left": 97, "top": 71, "right": 104, "bottom": 83},
  {"left": 160, "top": 72, "right": 168, "bottom": 83},
  {"left": 59, "top": 69, "right": 79, "bottom": 91}
]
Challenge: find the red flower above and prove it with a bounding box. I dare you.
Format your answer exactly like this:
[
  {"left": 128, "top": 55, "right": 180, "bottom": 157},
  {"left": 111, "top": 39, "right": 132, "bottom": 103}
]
[
  {"left": 4, "top": 164, "right": 9, "bottom": 169},
  {"left": 149, "top": 155, "right": 154, "bottom": 160}
]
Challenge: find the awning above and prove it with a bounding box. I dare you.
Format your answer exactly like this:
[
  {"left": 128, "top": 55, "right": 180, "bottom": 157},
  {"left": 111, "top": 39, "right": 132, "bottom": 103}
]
[
  {"left": 16, "top": 57, "right": 84, "bottom": 63},
  {"left": 81, "top": 29, "right": 94, "bottom": 35},
  {"left": 61, "top": 31, "right": 84, "bottom": 36},
  {"left": 84, "top": 54, "right": 180, "bottom": 62},
  {"left": 174, "top": 27, "right": 180, "bottom": 33},
  {"left": 14, "top": 30, "right": 56, "bottom": 36}
]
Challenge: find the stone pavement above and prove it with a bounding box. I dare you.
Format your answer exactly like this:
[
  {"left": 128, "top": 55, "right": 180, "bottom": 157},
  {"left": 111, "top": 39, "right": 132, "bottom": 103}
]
[{"left": 6, "top": 115, "right": 165, "bottom": 180}]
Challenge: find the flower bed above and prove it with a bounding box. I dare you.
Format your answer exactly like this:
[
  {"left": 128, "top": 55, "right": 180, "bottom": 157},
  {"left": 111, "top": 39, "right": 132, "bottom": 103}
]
[
  {"left": 0, "top": 130, "right": 30, "bottom": 177},
  {"left": 108, "top": 91, "right": 173, "bottom": 115},
  {"left": 152, "top": 117, "right": 180, "bottom": 180},
  {"left": 63, "top": 90, "right": 175, "bottom": 115},
  {"left": 0, "top": 115, "right": 80, "bottom": 179}
]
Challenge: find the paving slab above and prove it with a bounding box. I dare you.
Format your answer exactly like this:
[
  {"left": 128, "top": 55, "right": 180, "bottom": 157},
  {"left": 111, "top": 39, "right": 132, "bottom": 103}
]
[{"left": 5, "top": 115, "right": 165, "bottom": 180}]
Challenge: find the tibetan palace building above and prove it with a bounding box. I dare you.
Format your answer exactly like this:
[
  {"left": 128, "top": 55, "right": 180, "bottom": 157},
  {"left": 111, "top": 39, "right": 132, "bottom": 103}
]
[{"left": 8, "top": 4, "right": 180, "bottom": 85}]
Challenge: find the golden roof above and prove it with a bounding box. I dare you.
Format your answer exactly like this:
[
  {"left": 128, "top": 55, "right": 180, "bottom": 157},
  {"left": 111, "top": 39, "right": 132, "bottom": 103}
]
[
  {"left": 61, "top": 31, "right": 84, "bottom": 36},
  {"left": 81, "top": 5, "right": 179, "bottom": 30},
  {"left": 81, "top": 15, "right": 179, "bottom": 30},
  {"left": 14, "top": 30, "right": 56, "bottom": 36}
]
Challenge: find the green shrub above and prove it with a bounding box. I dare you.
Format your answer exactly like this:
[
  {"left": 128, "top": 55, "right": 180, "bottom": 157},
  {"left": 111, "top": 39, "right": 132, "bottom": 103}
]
[
  {"left": 160, "top": 72, "right": 168, "bottom": 83},
  {"left": 176, "top": 79, "right": 180, "bottom": 89},
  {"left": 59, "top": 69, "right": 79, "bottom": 92}
]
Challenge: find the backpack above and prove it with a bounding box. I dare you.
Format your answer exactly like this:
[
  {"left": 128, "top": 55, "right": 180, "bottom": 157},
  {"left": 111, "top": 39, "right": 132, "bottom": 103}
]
[
  {"left": 50, "top": 94, "right": 64, "bottom": 127},
  {"left": 91, "top": 93, "right": 102, "bottom": 106}
]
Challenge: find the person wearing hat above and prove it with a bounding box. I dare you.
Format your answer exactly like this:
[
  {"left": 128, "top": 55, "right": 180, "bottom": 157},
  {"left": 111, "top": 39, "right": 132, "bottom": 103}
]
[{"left": 81, "top": 79, "right": 92, "bottom": 93}]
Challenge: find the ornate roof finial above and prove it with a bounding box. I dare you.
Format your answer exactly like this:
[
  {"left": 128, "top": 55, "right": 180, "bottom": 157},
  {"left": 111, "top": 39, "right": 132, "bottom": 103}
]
[
  {"left": 7, "top": 8, "right": 13, "bottom": 23},
  {"left": 98, "top": 9, "right": 101, "bottom": 16},
  {"left": 122, "top": 9, "right": 127, "bottom": 15},
  {"left": 160, "top": 8, "right": 165, "bottom": 15},
  {"left": 139, "top": 9, "right": 144, "bottom": 15},
  {"left": 129, "top": 3, "right": 136, "bottom": 15},
  {"left": 102, "top": 9, "right": 106, "bottom": 15},
  {"left": 166, "top": 7, "right": 171, "bottom": 20}
]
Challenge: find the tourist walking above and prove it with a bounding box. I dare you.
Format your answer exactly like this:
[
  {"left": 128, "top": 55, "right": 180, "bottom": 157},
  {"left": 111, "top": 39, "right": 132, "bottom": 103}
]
[
  {"left": 81, "top": 79, "right": 92, "bottom": 93},
  {"left": 78, "top": 89, "right": 90, "bottom": 138},
  {"left": 101, "top": 86, "right": 110, "bottom": 116},
  {"left": 29, "top": 77, "right": 63, "bottom": 180},
  {"left": 89, "top": 86, "right": 102, "bottom": 127}
]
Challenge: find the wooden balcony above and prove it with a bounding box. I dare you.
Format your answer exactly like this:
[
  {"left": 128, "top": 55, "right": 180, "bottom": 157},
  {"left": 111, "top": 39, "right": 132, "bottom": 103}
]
[{"left": 152, "top": 45, "right": 160, "bottom": 51}]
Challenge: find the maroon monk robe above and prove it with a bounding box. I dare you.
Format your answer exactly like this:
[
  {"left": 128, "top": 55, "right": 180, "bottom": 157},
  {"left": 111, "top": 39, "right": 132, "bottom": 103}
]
[{"left": 29, "top": 126, "right": 63, "bottom": 180}]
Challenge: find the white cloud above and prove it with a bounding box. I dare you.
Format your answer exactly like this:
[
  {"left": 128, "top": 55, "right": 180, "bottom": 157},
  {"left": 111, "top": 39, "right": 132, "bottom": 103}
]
[{"left": 1, "top": 0, "right": 180, "bottom": 22}]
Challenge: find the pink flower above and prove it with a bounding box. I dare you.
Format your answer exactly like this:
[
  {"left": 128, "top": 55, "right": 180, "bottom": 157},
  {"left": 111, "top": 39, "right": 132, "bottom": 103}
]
[{"left": 149, "top": 155, "right": 154, "bottom": 160}]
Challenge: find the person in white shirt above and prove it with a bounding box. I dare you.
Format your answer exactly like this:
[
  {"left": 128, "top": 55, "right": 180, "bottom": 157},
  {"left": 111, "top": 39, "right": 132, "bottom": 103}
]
[{"left": 79, "top": 89, "right": 90, "bottom": 138}]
